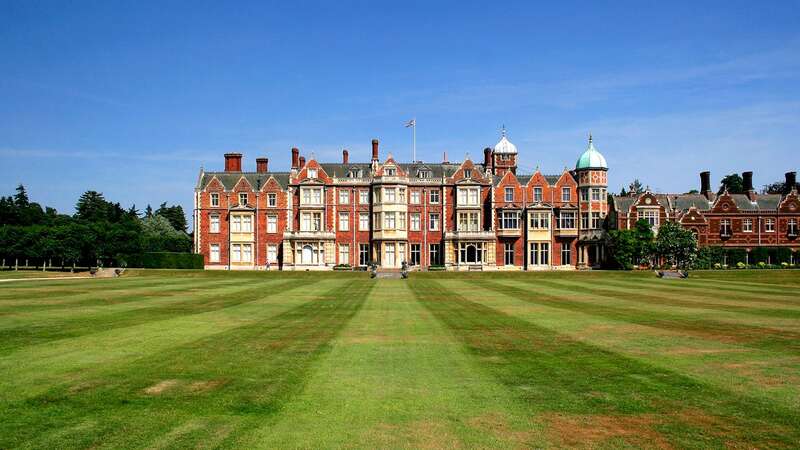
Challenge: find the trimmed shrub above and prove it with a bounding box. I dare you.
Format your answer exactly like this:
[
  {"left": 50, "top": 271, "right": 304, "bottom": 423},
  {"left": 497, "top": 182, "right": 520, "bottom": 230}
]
[
  {"left": 750, "top": 247, "right": 769, "bottom": 264},
  {"left": 724, "top": 248, "right": 747, "bottom": 266},
  {"left": 122, "top": 252, "right": 203, "bottom": 269}
]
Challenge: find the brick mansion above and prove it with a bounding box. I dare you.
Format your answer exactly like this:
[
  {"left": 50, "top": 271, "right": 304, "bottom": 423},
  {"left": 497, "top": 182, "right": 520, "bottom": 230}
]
[{"left": 193, "top": 132, "right": 799, "bottom": 270}]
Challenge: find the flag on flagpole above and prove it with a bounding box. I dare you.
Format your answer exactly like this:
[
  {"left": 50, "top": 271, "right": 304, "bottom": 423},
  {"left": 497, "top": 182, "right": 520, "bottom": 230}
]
[{"left": 405, "top": 118, "right": 415, "bottom": 128}]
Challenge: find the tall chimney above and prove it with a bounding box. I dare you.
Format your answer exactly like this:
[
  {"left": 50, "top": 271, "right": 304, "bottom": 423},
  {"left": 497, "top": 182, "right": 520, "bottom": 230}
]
[
  {"left": 299, "top": 156, "right": 306, "bottom": 168},
  {"left": 342, "top": 149, "right": 349, "bottom": 165},
  {"left": 224, "top": 153, "right": 242, "bottom": 172},
  {"left": 483, "top": 147, "right": 492, "bottom": 173},
  {"left": 786, "top": 171, "right": 797, "bottom": 194},
  {"left": 371, "top": 139, "right": 379, "bottom": 161},
  {"left": 256, "top": 157, "right": 269, "bottom": 173},
  {"left": 742, "top": 171, "right": 753, "bottom": 192},
  {"left": 700, "top": 171, "right": 711, "bottom": 198},
  {"left": 291, "top": 148, "right": 299, "bottom": 169},
  {"left": 442, "top": 151, "right": 449, "bottom": 164}
]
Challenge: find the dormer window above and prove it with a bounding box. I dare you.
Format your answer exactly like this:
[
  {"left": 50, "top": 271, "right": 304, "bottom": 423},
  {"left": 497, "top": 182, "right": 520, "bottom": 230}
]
[
  {"left": 417, "top": 169, "right": 431, "bottom": 178},
  {"left": 210, "top": 193, "right": 219, "bottom": 207},
  {"left": 308, "top": 168, "right": 318, "bottom": 179},
  {"left": 385, "top": 167, "right": 396, "bottom": 176},
  {"left": 464, "top": 169, "right": 472, "bottom": 179},
  {"left": 238, "top": 193, "right": 248, "bottom": 206}
]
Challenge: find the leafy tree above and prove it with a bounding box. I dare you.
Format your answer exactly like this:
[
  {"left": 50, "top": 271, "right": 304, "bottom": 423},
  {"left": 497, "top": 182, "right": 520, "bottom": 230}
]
[
  {"left": 606, "top": 219, "right": 656, "bottom": 269},
  {"left": 685, "top": 189, "right": 699, "bottom": 194},
  {"left": 762, "top": 180, "right": 800, "bottom": 195},
  {"left": 655, "top": 221, "right": 697, "bottom": 269},
  {"left": 155, "top": 202, "right": 188, "bottom": 232},
  {"left": 632, "top": 219, "right": 655, "bottom": 265},
  {"left": 619, "top": 187, "right": 628, "bottom": 196},
  {"left": 75, "top": 191, "right": 111, "bottom": 223},
  {"left": 627, "top": 179, "right": 644, "bottom": 195},
  {"left": 141, "top": 215, "right": 191, "bottom": 253},
  {"left": 718, "top": 173, "right": 744, "bottom": 194},
  {"left": 14, "top": 184, "right": 29, "bottom": 207}
]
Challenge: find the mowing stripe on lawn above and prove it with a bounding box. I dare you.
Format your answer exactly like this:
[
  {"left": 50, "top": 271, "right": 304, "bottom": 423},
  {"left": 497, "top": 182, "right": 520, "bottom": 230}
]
[
  {"left": 0, "top": 277, "right": 346, "bottom": 401},
  {"left": 485, "top": 279, "right": 800, "bottom": 354},
  {"left": 239, "top": 279, "right": 547, "bottom": 449},
  {"left": 0, "top": 278, "right": 299, "bottom": 356},
  {"left": 542, "top": 277, "right": 800, "bottom": 320},
  {"left": 1, "top": 278, "right": 372, "bottom": 449},
  {"left": 410, "top": 278, "right": 800, "bottom": 448}
]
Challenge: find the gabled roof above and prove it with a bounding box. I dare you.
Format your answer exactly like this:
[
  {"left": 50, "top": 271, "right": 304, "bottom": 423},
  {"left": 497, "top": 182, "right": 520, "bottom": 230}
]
[{"left": 198, "top": 172, "right": 290, "bottom": 190}]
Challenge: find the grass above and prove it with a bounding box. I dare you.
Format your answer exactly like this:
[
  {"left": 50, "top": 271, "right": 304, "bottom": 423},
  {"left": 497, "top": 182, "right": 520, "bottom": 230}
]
[{"left": 1, "top": 269, "right": 799, "bottom": 448}]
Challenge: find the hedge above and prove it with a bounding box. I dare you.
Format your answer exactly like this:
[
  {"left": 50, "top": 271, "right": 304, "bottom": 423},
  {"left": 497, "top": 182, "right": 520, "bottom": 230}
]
[
  {"left": 694, "top": 246, "right": 796, "bottom": 268},
  {"left": 121, "top": 252, "right": 204, "bottom": 269}
]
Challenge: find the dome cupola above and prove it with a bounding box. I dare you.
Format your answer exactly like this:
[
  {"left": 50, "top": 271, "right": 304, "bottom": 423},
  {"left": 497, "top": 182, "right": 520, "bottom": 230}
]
[
  {"left": 493, "top": 126, "right": 518, "bottom": 154},
  {"left": 575, "top": 134, "right": 607, "bottom": 170}
]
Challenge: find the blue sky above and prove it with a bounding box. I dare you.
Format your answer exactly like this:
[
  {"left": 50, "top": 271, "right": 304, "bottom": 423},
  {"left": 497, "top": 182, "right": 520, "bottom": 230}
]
[{"left": 1, "top": 1, "right": 798, "bottom": 224}]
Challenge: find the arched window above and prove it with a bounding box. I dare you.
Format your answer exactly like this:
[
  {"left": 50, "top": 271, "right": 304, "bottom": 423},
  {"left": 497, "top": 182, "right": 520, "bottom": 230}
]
[{"left": 302, "top": 245, "right": 313, "bottom": 265}]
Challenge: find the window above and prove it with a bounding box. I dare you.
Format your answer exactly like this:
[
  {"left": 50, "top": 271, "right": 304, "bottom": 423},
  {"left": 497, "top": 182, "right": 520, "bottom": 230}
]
[
  {"left": 267, "top": 244, "right": 278, "bottom": 263},
  {"left": 591, "top": 188, "right": 601, "bottom": 201},
  {"left": 501, "top": 211, "right": 519, "bottom": 229},
  {"left": 561, "top": 187, "right": 571, "bottom": 202},
  {"left": 384, "top": 243, "right": 396, "bottom": 266},
  {"left": 296, "top": 242, "right": 323, "bottom": 265},
  {"left": 410, "top": 244, "right": 421, "bottom": 265},
  {"left": 339, "top": 244, "right": 350, "bottom": 265},
  {"left": 429, "top": 243, "right": 442, "bottom": 265},
  {"left": 267, "top": 215, "right": 277, "bottom": 233},
  {"left": 533, "top": 187, "right": 542, "bottom": 203},
  {"left": 789, "top": 219, "right": 798, "bottom": 236},
  {"left": 209, "top": 244, "right": 220, "bottom": 263},
  {"left": 581, "top": 213, "right": 589, "bottom": 230},
  {"left": 417, "top": 169, "right": 431, "bottom": 178},
  {"left": 458, "top": 212, "right": 480, "bottom": 231},
  {"left": 505, "top": 187, "right": 514, "bottom": 202},
  {"left": 743, "top": 218, "right": 753, "bottom": 232},
  {"left": 301, "top": 212, "right": 322, "bottom": 231},
  {"left": 529, "top": 242, "right": 550, "bottom": 265},
  {"left": 385, "top": 167, "right": 396, "bottom": 176},
  {"left": 301, "top": 188, "right": 322, "bottom": 205},
  {"left": 307, "top": 168, "right": 318, "bottom": 179},
  {"left": 385, "top": 187, "right": 396, "bottom": 203},
  {"left": 561, "top": 244, "right": 571, "bottom": 266},
  {"left": 398, "top": 243, "right": 406, "bottom": 265},
  {"left": 429, "top": 213, "right": 440, "bottom": 231},
  {"left": 210, "top": 214, "right": 220, "bottom": 233},
  {"left": 410, "top": 213, "right": 421, "bottom": 231},
  {"left": 580, "top": 188, "right": 589, "bottom": 202},
  {"left": 529, "top": 212, "right": 549, "bottom": 229},
  {"left": 384, "top": 212, "right": 396, "bottom": 229},
  {"left": 267, "top": 193, "right": 277, "bottom": 207},
  {"left": 458, "top": 242, "right": 485, "bottom": 264},
  {"left": 232, "top": 244, "right": 252, "bottom": 263},
  {"left": 210, "top": 193, "right": 219, "bottom": 207},
  {"left": 464, "top": 169, "right": 472, "bottom": 178},
  {"left": 559, "top": 211, "right": 576, "bottom": 229},
  {"left": 640, "top": 210, "right": 659, "bottom": 230},
  {"left": 591, "top": 212, "right": 601, "bottom": 229},
  {"left": 429, "top": 190, "right": 440, "bottom": 204},
  {"left": 239, "top": 192, "right": 248, "bottom": 206},
  {"left": 231, "top": 214, "right": 252, "bottom": 232},
  {"left": 458, "top": 188, "right": 479, "bottom": 206},
  {"left": 720, "top": 219, "right": 732, "bottom": 236},
  {"left": 339, "top": 190, "right": 350, "bottom": 204},
  {"left": 359, "top": 244, "right": 370, "bottom": 266},
  {"left": 359, "top": 212, "right": 369, "bottom": 231},
  {"left": 410, "top": 190, "right": 420, "bottom": 204},
  {"left": 373, "top": 213, "right": 381, "bottom": 230},
  {"left": 399, "top": 188, "right": 406, "bottom": 203},
  {"left": 399, "top": 212, "right": 406, "bottom": 230},
  {"left": 359, "top": 190, "right": 369, "bottom": 204},
  {"left": 504, "top": 242, "right": 514, "bottom": 265},
  {"left": 765, "top": 218, "right": 775, "bottom": 232},
  {"left": 339, "top": 212, "right": 349, "bottom": 231}
]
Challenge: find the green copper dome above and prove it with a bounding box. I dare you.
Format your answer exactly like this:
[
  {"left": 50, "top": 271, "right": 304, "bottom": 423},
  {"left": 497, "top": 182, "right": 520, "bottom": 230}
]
[{"left": 575, "top": 135, "right": 607, "bottom": 170}]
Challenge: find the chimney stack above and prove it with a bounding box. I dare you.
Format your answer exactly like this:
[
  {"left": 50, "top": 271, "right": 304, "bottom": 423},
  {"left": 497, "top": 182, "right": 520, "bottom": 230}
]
[
  {"left": 371, "top": 139, "right": 379, "bottom": 162},
  {"left": 700, "top": 171, "right": 711, "bottom": 198},
  {"left": 786, "top": 171, "right": 797, "bottom": 194},
  {"left": 299, "top": 156, "right": 306, "bottom": 168},
  {"left": 342, "top": 149, "right": 349, "bottom": 165},
  {"left": 742, "top": 171, "right": 756, "bottom": 201},
  {"left": 256, "top": 157, "right": 269, "bottom": 173},
  {"left": 484, "top": 147, "right": 492, "bottom": 173},
  {"left": 291, "top": 148, "right": 300, "bottom": 169},
  {"left": 442, "top": 151, "right": 449, "bottom": 164},
  {"left": 224, "top": 153, "right": 243, "bottom": 172}
]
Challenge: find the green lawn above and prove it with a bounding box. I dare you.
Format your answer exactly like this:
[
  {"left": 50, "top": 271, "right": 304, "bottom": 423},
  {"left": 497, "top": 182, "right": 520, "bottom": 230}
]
[{"left": 1, "top": 269, "right": 799, "bottom": 448}]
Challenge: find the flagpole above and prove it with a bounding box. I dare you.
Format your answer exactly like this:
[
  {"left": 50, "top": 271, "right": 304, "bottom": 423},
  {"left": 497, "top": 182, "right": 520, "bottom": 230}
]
[{"left": 412, "top": 117, "right": 416, "bottom": 163}]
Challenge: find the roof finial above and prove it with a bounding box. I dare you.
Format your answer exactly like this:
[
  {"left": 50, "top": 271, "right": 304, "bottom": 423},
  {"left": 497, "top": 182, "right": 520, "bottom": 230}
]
[
  {"left": 588, "top": 132, "right": 593, "bottom": 144},
  {"left": 501, "top": 124, "right": 507, "bottom": 138}
]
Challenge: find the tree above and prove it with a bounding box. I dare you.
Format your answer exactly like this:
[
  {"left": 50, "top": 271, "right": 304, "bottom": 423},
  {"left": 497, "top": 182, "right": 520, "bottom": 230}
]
[
  {"left": 606, "top": 219, "right": 656, "bottom": 269},
  {"left": 155, "top": 202, "right": 188, "bottom": 232},
  {"left": 655, "top": 221, "right": 697, "bottom": 269},
  {"left": 628, "top": 179, "right": 644, "bottom": 195},
  {"left": 144, "top": 204, "right": 153, "bottom": 218},
  {"left": 14, "top": 184, "right": 29, "bottom": 207},
  {"left": 762, "top": 180, "right": 800, "bottom": 195},
  {"left": 685, "top": 189, "right": 699, "bottom": 194},
  {"left": 75, "top": 191, "right": 110, "bottom": 223},
  {"left": 632, "top": 219, "right": 655, "bottom": 266},
  {"left": 140, "top": 215, "right": 191, "bottom": 252},
  {"left": 619, "top": 187, "right": 628, "bottom": 196},
  {"left": 718, "top": 173, "right": 744, "bottom": 194}
]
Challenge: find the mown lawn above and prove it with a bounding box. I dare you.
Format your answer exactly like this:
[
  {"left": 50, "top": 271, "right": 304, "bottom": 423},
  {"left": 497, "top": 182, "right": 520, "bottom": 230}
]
[{"left": 1, "top": 269, "right": 799, "bottom": 448}]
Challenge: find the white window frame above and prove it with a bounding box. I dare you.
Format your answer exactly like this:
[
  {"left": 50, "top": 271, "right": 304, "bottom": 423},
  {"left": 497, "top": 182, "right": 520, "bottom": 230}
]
[
  {"left": 504, "top": 187, "right": 514, "bottom": 202},
  {"left": 339, "top": 212, "right": 350, "bottom": 231},
  {"left": 561, "top": 187, "right": 571, "bottom": 202},
  {"left": 359, "top": 190, "right": 369, "bottom": 204},
  {"left": 307, "top": 168, "right": 318, "bottom": 179},
  {"left": 410, "top": 213, "right": 421, "bottom": 231},
  {"left": 410, "top": 190, "right": 420, "bottom": 204},
  {"left": 429, "top": 190, "right": 440, "bottom": 204},
  {"left": 238, "top": 192, "right": 248, "bottom": 206},
  {"left": 338, "top": 190, "right": 350, "bottom": 205},
  {"left": 209, "top": 244, "right": 220, "bottom": 263},
  {"left": 267, "top": 214, "right": 278, "bottom": 233},
  {"left": 210, "top": 214, "right": 220, "bottom": 233},
  {"left": 501, "top": 211, "right": 519, "bottom": 230},
  {"left": 743, "top": 218, "right": 753, "bottom": 232},
  {"left": 533, "top": 187, "right": 542, "bottom": 203},
  {"left": 429, "top": 213, "right": 440, "bottom": 231},
  {"left": 210, "top": 193, "right": 220, "bottom": 207},
  {"left": 359, "top": 212, "right": 369, "bottom": 231},
  {"left": 384, "top": 211, "right": 396, "bottom": 229},
  {"left": 765, "top": 218, "right": 775, "bottom": 232},
  {"left": 267, "top": 244, "right": 278, "bottom": 263},
  {"left": 267, "top": 193, "right": 277, "bottom": 207},
  {"left": 339, "top": 244, "right": 350, "bottom": 265}
]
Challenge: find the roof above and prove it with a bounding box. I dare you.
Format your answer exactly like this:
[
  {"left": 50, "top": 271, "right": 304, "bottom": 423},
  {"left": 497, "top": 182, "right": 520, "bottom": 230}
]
[
  {"left": 612, "top": 192, "right": 785, "bottom": 214},
  {"left": 493, "top": 128, "right": 518, "bottom": 154},
  {"left": 197, "top": 172, "right": 290, "bottom": 190},
  {"left": 575, "top": 136, "right": 607, "bottom": 170}
]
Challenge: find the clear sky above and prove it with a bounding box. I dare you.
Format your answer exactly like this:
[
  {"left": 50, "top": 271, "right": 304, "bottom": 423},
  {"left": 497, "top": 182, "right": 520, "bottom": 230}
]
[{"left": 1, "top": 1, "right": 798, "bottom": 225}]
